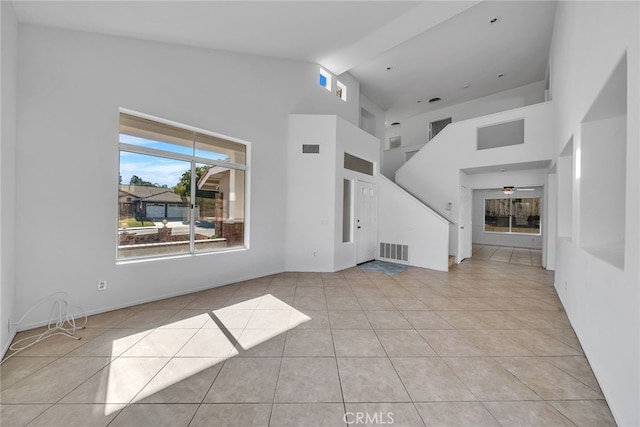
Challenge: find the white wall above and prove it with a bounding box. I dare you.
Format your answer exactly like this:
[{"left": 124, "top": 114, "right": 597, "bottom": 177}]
[
  {"left": 545, "top": 171, "right": 557, "bottom": 270},
  {"left": 285, "top": 114, "right": 380, "bottom": 273},
  {"left": 472, "top": 186, "right": 544, "bottom": 249},
  {"left": 396, "top": 102, "right": 554, "bottom": 261},
  {"left": 359, "top": 93, "right": 385, "bottom": 170},
  {"left": 549, "top": 2, "right": 639, "bottom": 425},
  {"left": 285, "top": 115, "right": 337, "bottom": 272},
  {"left": 14, "top": 24, "right": 363, "bottom": 329},
  {"left": 382, "top": 81, "right": 546, "bottom": 179},
  {"left": 377, "top": 176, "right": 449, "bottom": 271},
  {"left": 381, "top": 143, "right": 423, "bottom": 180},
  {"left": 0, "top": 1, "right": 18, "bottom": 354}
]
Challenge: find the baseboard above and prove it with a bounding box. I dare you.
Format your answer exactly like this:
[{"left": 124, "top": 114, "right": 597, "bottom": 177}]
[
  {"left": 1, "top": 330, "right": 17, "bottom": 361},
  {"left": 12, "top": 267, "right": 285, "bottom": 333}
]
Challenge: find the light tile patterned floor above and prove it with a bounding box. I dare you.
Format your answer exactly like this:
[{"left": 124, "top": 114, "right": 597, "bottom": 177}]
[
  {"left": 472, "top": 245, "right": 543, "bottom": 266},
  {"left": 0, "top": 260, "right": 615, "bottom": 426}
]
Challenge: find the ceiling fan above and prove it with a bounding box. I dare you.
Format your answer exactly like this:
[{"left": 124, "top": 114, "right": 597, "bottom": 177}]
[{"left": 497, "top": 186, "right": 536, "bottom": 195}]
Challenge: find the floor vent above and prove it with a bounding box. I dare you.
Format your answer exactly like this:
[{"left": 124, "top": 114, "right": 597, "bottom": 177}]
[{"left": 380, "top": 242, "right": 408, "bottom": 262}]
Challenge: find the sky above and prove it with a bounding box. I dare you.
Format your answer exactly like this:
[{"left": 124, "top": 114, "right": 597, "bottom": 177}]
[{"left": 119, "top": 134, "right": 227, "bottom": 187}]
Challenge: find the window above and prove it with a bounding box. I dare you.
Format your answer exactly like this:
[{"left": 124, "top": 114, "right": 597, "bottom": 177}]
[
  {"left": 118, "top": 112, "right": 248, "bottom": 260},
  {"left": 319, "top": 68, "right": 332, "bottom": 91},
  {"left": 429, "top": 117, "right": 452, "bottom": 141},
  {"left": 389, "top": 136, "right": 401, "bottom": 149},
  {"left": 405, "top": 150, "right": 418, "bottom": 162},
  {"left": 336, "top": 80, "right": 347, "bottom": 101},
  {"left": 344, "top": 153, "right": 373, "bottom": 176},
  {"left": 342, "top": 179, "right": 352, "bottom": 243},
  {"left": 484, "top": 198, "right": 540, "bottom": 235}
]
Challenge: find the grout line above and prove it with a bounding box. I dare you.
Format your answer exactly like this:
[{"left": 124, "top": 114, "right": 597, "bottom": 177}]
[{"left": 2, "top": 261, "right": 609, "bottom": 427}]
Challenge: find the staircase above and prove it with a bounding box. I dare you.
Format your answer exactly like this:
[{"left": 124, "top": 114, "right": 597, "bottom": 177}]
[
  {"left": 393, "top": 101, "right": 554, "bottom": 264},
  {"left": 376, "top": 174, "right": 450, "bottom": 272}
]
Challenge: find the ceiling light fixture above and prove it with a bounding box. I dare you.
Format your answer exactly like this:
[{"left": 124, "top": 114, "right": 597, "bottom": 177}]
[
  {"left": 428, "top": 97, "right": 441, "bottom": 103},
  {"left": 502, "top": 186, "right": 515, "bottom": 195}
]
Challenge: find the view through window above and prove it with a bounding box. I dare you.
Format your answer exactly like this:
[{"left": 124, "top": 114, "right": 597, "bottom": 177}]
[
  {"left": 484, "top": 198, "right": 540, "bottom": 234},
  {"left": 118, "top": 112, "right": 248, "bottom": 259}
]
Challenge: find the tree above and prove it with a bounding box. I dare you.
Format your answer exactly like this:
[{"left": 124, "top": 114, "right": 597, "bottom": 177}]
[
  {"left": 174, "top": 165, "right": 213, "bottom": 197},
  {"left": 129, "top": 175, "right": 165, "bottom": 187}
]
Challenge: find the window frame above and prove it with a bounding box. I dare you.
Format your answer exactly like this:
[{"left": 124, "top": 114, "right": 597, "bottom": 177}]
[{"left": 117, "top": 108, "right": 251, "bottom": 261}]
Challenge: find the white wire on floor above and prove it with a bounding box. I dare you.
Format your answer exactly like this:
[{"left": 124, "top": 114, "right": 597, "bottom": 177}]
[{"left": 0, "top": 292, "right": 87, "bottom": 365}]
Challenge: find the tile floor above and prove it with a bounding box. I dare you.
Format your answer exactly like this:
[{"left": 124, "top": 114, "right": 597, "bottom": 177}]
[
  {"left": 472, "top": 245, "right": 543, "bottom": 267},
  {"left": 0, "top": 259, "right": 615, "bottom": 426}
]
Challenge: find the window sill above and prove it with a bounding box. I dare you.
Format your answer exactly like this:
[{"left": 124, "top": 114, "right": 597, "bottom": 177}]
[{"left": 116, "top": 246, "right": 248, "bottom": 265}]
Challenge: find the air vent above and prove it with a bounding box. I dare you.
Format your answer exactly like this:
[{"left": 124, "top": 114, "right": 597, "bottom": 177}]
[
  {"left": 380, "top": 242, "right": 409, "bottom": 262},
  {"left": 302, "top": 144, "right": 320, "bottom": 154}
]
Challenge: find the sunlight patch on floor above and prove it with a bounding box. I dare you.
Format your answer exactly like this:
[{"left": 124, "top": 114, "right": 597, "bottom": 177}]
[{"left": 105, "top": 294, "right": 310, "bottom": 414}]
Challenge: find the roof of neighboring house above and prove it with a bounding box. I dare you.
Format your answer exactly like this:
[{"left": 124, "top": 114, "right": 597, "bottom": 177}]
[
  {"left": 142, "top": 191, "right": 185, "bottom": 204},
  {"left": 119, "top": 185, "right": 186, "bottom": 204}
]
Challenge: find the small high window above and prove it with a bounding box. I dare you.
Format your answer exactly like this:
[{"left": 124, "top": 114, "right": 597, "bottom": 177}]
[
  {"left": 429, "top": 117, "right": 452, "bottom": 141},
  {"left": 336, "top": 81, "right": 347, "bottom": 101},
  {"left": 344, "top": 153, "right": 373, "bottom": 176},
  {"left": 319, "top": 68, "right": 332, "bottom": 91}
]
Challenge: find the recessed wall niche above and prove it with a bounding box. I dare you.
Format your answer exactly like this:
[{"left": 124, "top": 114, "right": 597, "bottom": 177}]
[
  {"left": 477, "top": 119, "right": 525, "bottom": 150},
  {"left": 557, "top": 136, "right": 574, "bottom": 240},
  {"left": 579, "top": 54, "right": 627, "bottom": 269}
]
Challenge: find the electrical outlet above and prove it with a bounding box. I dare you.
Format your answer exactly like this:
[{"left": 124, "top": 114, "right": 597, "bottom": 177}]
[{"left": 97, "top": 280, "right": 107, "bottom": 291}]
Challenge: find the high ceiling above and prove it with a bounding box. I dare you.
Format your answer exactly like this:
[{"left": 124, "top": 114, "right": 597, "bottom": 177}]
[{"left": 12, "top": 1, "right": 557, "bottom": 125}]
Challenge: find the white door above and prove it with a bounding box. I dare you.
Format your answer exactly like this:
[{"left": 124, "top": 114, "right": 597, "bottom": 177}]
[
  {"left": 458, "top": 185, "right": 472, "bottom": 261},
  {"left": 356, "top": 180, "right": 378, "bottom": 264}
]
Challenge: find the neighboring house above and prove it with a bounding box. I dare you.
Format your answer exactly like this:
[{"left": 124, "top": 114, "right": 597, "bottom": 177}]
[{"left": 118, "top": 185, "right": 188, "bottom": 221}]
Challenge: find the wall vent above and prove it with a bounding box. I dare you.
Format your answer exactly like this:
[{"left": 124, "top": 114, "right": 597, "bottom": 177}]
[
  {"left": 380, "top": 242, "right": 408, "bottom": 262},
  {"left": 302, "top": 144, "right": 320, "bottom": 154}
]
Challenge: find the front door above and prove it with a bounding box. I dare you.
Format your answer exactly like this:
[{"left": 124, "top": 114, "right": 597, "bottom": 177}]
[{"left": 356, "top": 180, "right": 378, "bottom": 264}]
